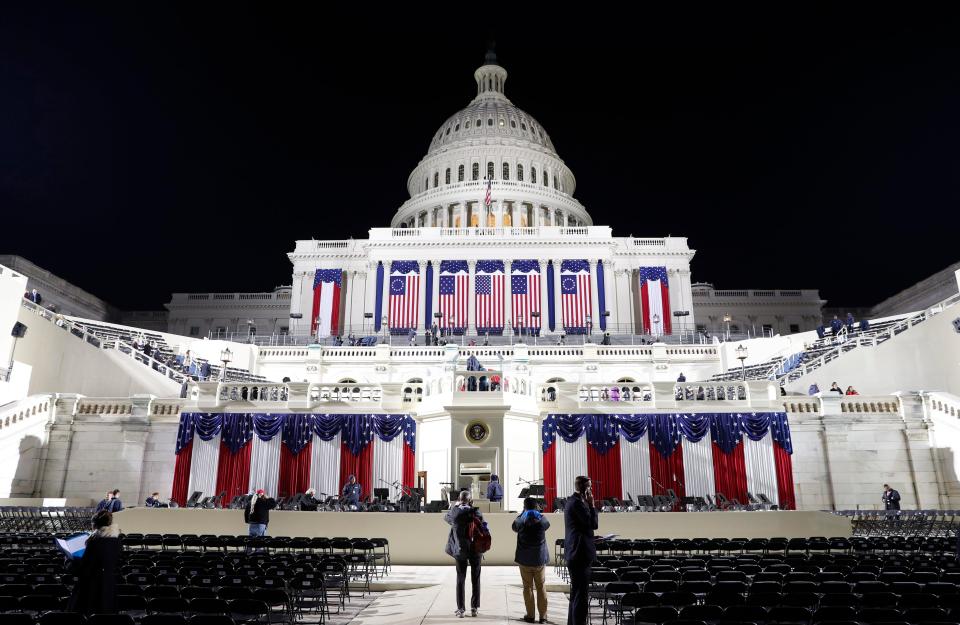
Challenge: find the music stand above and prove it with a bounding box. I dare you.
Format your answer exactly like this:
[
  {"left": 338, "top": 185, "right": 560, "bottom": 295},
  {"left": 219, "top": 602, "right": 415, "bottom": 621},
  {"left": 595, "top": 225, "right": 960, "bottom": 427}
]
[{"left": 185, "top": 491, "right": 203, "bottom": 508}]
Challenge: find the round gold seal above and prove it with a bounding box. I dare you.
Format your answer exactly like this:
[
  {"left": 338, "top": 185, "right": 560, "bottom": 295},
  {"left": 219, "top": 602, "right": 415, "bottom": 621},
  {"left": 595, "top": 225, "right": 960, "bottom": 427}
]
[{"left": 465, "top": 420, "right": 490, "bottom": 443}]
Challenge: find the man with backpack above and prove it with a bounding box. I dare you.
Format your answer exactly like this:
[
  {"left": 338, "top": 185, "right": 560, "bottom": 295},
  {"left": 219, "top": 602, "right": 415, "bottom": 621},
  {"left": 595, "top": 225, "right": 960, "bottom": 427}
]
[{"left": 444, "top": 490, "right": 491, "bottom": 618}]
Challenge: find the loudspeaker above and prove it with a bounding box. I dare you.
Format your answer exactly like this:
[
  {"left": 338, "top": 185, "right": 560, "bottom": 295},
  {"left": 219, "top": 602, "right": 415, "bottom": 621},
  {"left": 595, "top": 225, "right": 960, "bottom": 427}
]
[{"left": 11, "top": 322, "right": 27, "bottom": 338}]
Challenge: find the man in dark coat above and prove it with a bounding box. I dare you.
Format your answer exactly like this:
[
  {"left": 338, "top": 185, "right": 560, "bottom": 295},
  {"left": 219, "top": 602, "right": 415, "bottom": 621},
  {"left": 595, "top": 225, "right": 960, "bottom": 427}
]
[
  {"left": 565, "top": 475, "right": 598, "bottom": 625},
  {"left": 830, "top": 315, "right": 843, "bottom": 336},
  {"left": 299, "top": 488, "right": 320, "bottom": 511},
  {"left": 342, "top": 474, "right": 362, "bottom": 509},
  {"left": 109, "top": 489, "right": 123, "bottom": 512},
  {"left": 513, "top": 497, "right": 551, "bottom": 623},
  {"left": 882, "top": 484, "right": 901, "bottom": 510},
  {"left": 445, "top": 490, "right": 485, "bottom": 618},
  {"left": 485, "top": 475, "right": 503, "bottom": 503},
  {"left": 95, "top": 492, "right": 112, "bottom": 512},
  {"left": 67, "top": 510, "right": 121, "bottom": 614}
]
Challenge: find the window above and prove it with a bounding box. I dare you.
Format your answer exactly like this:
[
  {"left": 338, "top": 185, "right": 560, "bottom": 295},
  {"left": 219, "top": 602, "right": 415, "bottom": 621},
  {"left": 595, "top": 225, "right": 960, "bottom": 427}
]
[
  {"left": 498, "top": 117, "right": 505, "bottom": 127},
  {"left": 531, "top": 167, "right": 537, "bottom": 184},
  {"left": 458, "top": 164, "right": 464, "bottom": 182},
  {"left": 476, "top": 118, "right": 481, "bottom": 127},
  {"left": 696, "top": 324, "right": 706, "bottom": 334},
  {"left": 445, "top": 168, "right": 451, "bottom": 185},
  {"left": 762, "top": 324, "right": 774, "bottom": 334},
  {"left": 517, "top": 164, "right": 524, "bottom": 182},
  {"left": 279, "top": 327, "right": 288, "bottom": 335},
  {"left": 487, "top": 118, "right": 493, "bottom": 126},
  {"left": 730, "top": 325, "right": 740, "bottom": 334},
  {"left": 454, "top": 123, "right": 460, "bottom": 132},
  {"left": 521, "top": 122, "right": 527, "bottom": 131},
  {"left": 472, "top": 163, "right": 479, "bottom": 181},
  {"left": 445, "top": 127, "right": 450, "bottom": 135},
  {"left": 214, "top": 326, "right": 227, "bottom": 337},
  {"left": 553, "top": 175, "right": 558, "bottom": 190},
  {"left": 189, "top": 326, "right": 200, "bottom": 337},
  {"left": 502, "top": 162, "right": 509, "bottom": 180},
  {"left": 510, "top": 119, "right": 516, "bottom": 128},
  {"left": 433, "top": 172, "right": 439, "bottom": 187},
  {"left": 465, "top": 120, "right": 471, "bottom": 129},
  {"left": 248, "top": 326, "right": 256, "bottom": 336},
  {"left": 543, "top": 172, "right": 549, "bottom": 187},
  {"left": 789, "top": 324, "right": 800, "bottom": 334},
  {"left": 487, "top": 162, "right": 494, "bottom": 179},
  {"left": 424, "top": 178, "right": 428, "bottom": 191}
]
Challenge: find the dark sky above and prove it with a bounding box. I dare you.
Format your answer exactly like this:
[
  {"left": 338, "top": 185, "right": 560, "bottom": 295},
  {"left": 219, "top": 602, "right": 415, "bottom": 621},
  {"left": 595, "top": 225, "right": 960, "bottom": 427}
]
[{"left": 2, "top": 7, "right": 958, "bottom": 310}]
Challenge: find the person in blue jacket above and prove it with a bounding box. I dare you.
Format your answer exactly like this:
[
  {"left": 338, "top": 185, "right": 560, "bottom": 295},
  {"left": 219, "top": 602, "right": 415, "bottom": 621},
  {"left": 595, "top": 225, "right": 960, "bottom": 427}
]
[
  {"left": 485, "top": 475, "right": 503, "bottom": 503},
  {"left": 342, "top": 474, "right": 362, "bottom": 509}
]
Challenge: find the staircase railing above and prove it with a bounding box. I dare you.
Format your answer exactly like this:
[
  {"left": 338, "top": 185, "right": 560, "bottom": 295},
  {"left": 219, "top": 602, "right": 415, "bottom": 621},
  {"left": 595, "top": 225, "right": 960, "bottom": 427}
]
[{"left": 777, "top": 292, "right": 960, "bottom": 386}]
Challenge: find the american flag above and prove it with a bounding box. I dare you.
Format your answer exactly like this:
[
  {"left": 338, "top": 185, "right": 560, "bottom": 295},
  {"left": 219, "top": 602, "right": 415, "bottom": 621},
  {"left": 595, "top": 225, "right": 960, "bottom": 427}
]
[
  {"left": 439, "top": 260, "right": 468, "bottom": 331},
  {"left": 561, "top": 259, "right": 592, "bottom": 332},
  {"left": 402, "top": 416, "right": 417, "bottom": 453},
  {"left": 511, "top": 259, "right": 541, "bottom": 331},
  {"left": 475, "top": 260, "right": 504, "bottom": 332},
  {"left": 484, "top": 176, "right": 492, "bottom": 207},
  {"left": 389, "top": 261, "right": 420, "bottom": 331}
]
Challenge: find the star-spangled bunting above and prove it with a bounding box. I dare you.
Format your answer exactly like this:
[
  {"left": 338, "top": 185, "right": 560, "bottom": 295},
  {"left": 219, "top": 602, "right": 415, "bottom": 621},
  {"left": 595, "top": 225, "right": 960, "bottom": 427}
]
[{"left": 313, "top": 269, "right": 343, "bottom": 287}]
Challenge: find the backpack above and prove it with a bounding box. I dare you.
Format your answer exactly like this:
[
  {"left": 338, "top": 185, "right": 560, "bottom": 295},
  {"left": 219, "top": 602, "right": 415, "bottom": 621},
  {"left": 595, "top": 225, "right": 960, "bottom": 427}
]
[{"left": 466, "top": 510, "right": 492, "bottom": 554}]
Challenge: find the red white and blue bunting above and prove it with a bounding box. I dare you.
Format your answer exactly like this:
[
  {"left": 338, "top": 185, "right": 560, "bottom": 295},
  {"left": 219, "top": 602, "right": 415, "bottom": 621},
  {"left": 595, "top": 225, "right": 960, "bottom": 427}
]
[
  {"left": 542, "top": 412, "right": 794, "bottom": 511},
  {"left": 172, "top": 413, "right": 416, "bottom": 506}
]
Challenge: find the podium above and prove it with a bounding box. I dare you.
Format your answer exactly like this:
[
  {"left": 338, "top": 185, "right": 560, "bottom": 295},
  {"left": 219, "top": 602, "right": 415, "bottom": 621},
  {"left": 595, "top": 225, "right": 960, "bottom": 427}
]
[{"left": 519, "top": 485, "right": 545, "bottom": 511}]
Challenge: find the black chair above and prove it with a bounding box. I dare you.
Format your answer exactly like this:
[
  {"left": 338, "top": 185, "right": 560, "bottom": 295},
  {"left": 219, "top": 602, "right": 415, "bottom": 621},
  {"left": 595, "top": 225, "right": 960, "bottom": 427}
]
[
  {"left": 37, "top": 614, "right": 86, "bottom": 625},
  {"left": 660, "top": 591, "right": 697, "bottom": 608},
  {"left": 228, "top": 598, "right": 270, "bottom": 624},
  {"left": 187, "top": 616, "right": 233, "bottom": 625},
  {"left": 781, "top": 592, "right": 820, "bottom": 610},
  {"left": 813, "top": 605, "right": 857, "bottom": 622},
  {"left": 746, "top": 592, "right": 783, "bottom": 608},
  {"left": 146, "top": 597, "right": 190, "bottom": 615},
  {"left": 860, "top": 593, "right": 898, "bottom": 609},
  {"left": 679, "top": 605, "right": 723, "bottom": 621},
  {"left": 707, "top": 592, "right": 746, "bottom": 608},
  {"left": 87, "top": 614, "right": 137, "bottom": 625},
  {"left": 634, "top": 606, "right": 679, "bottom": 624},
  {"left": 252, "top": 588, "right": 292, "bottom": 624},
  {"left": 720, "top": 605, "right": 769, "bottom": 622},
  {"left": 189, "top": 598, "right": 230, "bottom": 616},
  {"left": 766, "top": 606, "right": 812, "bottom": 624},
  {"left": 855, "top": 607, "right": 903, "bottom": 623},
  {"left": 181, "top": 587, "right": 218, "bottom": 600}
]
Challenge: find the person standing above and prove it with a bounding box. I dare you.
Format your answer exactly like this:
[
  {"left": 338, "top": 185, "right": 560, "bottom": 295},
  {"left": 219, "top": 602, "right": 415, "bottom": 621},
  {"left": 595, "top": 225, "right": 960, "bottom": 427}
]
[
  {"left": 342, "top": 474, "right": 362, "bottom": 509},
  {"left": 829, "top": 382, "right": 843, "bottom": 395},
  {"left": 513, "top": 497, "right": 550, "bottom": 624},
  {"left": 67, "top": 509, "right": 121, "bottom": 614},
  {"left": 445, "top": 490, "right": 484, "bottom": 618},
  {"left": 109, "top": 489, "right": 123, "bottom": 512},
  {"left": 95, "top": 492, "right": 113, "bottom": 512},
  {"left": 485, "top": 475, "right": 503, "bottom": 504},
  {"left": 882, "top": 484, "right": 901, "bottom": 510},
  {"left": 565, "top": 475, "right": 598, "bottom": 625},
  {"left": 244, "top": 489, "right": 276, "bottom": 538},
  {"left": 676, "top": 372, "right": 686, "bottom": 383},
  {"left": 145, "top": 492, "right": 164, "bottom": 508}
]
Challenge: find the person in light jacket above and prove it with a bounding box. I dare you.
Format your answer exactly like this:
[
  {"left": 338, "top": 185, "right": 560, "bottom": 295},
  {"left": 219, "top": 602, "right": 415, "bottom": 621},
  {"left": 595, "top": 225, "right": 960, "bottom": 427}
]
[
  {"left": 445, "top": 490, "right": 484, "bottom": 618},
  {"left": 513, "top": 497, "right": 550, "bottom": 623}
]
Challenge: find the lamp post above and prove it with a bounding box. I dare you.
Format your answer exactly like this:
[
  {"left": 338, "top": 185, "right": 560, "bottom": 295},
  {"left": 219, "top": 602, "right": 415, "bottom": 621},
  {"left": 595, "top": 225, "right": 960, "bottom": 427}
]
[
  {"left": 736, "top": 344, "right": 748, "bottom": 381},
  {"left": 530, "top": 312, "right": 540, "bottom": 345},
  {"left": 220, "top": 347, "right": 232, "bottom": 382}
]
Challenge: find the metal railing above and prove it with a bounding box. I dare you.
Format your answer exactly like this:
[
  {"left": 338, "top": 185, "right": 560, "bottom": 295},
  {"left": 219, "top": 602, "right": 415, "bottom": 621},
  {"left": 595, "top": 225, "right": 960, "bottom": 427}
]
[{"left": 776, "top": 292, "right": 960, "bottom": 386}]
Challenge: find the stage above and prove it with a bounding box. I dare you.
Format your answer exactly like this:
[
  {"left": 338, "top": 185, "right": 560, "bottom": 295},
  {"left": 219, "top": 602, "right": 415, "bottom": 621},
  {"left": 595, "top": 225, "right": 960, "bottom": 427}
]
[{"left": 115, "top": 508, "right": 851, "bottom": 566}]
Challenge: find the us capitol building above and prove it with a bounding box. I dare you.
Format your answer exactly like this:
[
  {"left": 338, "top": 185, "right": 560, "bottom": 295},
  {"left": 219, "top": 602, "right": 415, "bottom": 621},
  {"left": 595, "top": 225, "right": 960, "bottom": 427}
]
[{"left": 285, "top": 51, "right": 696, "bottom": 342}]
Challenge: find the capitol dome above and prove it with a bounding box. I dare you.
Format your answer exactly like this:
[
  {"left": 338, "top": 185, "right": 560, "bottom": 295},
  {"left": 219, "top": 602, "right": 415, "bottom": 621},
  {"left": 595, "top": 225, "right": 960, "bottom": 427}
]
[{"left": 392, "top": 51, "right": 590, "bottom": 229}]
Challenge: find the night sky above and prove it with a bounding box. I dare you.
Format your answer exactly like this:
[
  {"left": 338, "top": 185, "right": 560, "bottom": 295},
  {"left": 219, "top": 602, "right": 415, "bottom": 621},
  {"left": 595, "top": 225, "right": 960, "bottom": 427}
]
[{"left": 2, "top": 7, "right": 958, "bottom": 310}]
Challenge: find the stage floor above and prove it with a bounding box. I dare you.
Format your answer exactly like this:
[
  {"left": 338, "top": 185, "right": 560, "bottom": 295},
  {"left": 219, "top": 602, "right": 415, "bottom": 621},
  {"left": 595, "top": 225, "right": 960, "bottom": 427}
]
[{"left": 115, "top": 508, "right": 851, "bottom": 566}]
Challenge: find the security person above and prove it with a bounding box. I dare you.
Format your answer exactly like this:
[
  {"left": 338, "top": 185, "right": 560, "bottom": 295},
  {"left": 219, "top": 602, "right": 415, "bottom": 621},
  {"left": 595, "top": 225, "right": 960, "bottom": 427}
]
[{"left": 342, "top": 474, "right": 362, "bottom": 509}]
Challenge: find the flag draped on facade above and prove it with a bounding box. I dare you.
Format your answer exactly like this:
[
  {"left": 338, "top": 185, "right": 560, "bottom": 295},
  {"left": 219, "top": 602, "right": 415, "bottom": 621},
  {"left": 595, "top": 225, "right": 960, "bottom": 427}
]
[
  {"left": 510, "top": 259, "right": 541, "bottom": 332},
  {"left": 639, "top": 266, "right": 672, "bottom": 336},
  {"left": 540, "top": 412, "right": 794, "bottom": 512},
  {"left": 172, "top": 413, "right": 417, "bottom": 506},
  {"left": 311, "top": 269, "right": 343, "bottom": 338},
  {"left": 439, "top": 260, "right": 468, "bottom": 333},
  {"left": 560, "top": 259, "right": 592, "bottom": 333},
  {"left": 475, "top": 260, "right": 505, "bottom": 334},
  {"left": 389, "top": 261, "right": 420, "bottom": 333}
]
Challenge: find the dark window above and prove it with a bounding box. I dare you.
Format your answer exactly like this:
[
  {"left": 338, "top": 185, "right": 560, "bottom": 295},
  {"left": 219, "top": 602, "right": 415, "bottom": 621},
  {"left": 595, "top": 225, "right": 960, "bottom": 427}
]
[
  {"left": 445, "top": 127, "right": 450, "bottom": 135},
  {"left": 531, "top": 167, "right": 537, "bottom": 184},
  {"left": 517, "top": 164, "right": 524, "bottom": 182},
  {"left": 487, "top": 118, "right": 493, "bottom": 126},
  {"left": 553, "top": 175, "right": 558, "bottom": 190},
  {"left": 445, "top": 168, "right": 451, "bottom": 185},
  {"left": 458, "top": 164, "right": 464, "bottom": 182},
  {"left": 454, "top": 123, "right": 460, "bottom": 131},
  {"left": 487, "top": 162, "right": 494, "bottom": 179},
  {"left": 730, "top": 325, "right": 740, "bottom": 334},
  {"left": 502, "top": 162, "right": 509, "bottom": 180},
  {"left": 789, "top": 324, "right": 800, "bottom": 334},
  {"left": 521, "top": 122, "right": 527, "bottom": 131},
  {"left": 472, "top": 163, "right": 479, "bottom": 181},
  {"left": 465, "top": 120, "right": 471, "bottom": 129},
  {"left": 189, "top": 326, "right": 200, "bottom": 337},
  {"left": 433, "top": 172, "right": 439, "bottom": 187},
  {"left": 510, "top": 119, "right": 517, "bottom": 128}
]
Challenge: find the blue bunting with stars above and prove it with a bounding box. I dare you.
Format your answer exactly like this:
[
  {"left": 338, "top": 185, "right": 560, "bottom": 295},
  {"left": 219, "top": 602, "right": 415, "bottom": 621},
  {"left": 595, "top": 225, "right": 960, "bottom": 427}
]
[
  {"left": 542, "top": 412, "right": 793, "bottom": 458},
  {"left": 175, "top": 412, "right": 417, "bottom": 456}
]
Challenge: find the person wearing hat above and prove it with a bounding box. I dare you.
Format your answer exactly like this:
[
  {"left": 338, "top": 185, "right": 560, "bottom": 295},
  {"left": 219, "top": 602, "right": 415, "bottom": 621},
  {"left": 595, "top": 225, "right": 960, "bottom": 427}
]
[
  {"left": 67, "top": 509, "right": 121, "bottom": 614},
  {"left": 244, "top": 489, "right": 276, "bottom": 538},
  {"left": 342, "top": 474, "right": 362, "bottom": 509}
]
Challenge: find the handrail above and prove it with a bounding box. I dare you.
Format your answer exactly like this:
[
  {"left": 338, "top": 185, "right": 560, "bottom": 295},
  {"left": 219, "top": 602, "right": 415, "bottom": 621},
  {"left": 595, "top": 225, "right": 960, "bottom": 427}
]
[{"left": 776, "top": 292, "right": 960, "bottom": 386}]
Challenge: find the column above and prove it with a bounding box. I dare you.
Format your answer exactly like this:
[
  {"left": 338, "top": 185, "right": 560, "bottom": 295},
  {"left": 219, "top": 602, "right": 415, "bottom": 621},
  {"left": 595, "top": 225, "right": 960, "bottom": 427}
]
[
  {"left": 364, "top": 263, "right": 378, "bottom": 334},
  {"left": 467, "top": 260, "right": 477, "bottom": 334},
  {"left": 553, "top": 260, "right": 564, "bottom": 332},
  {"left": 504, "top": 260, "right": 513, "bottom": 333},
  {"left": 343, "top": 270, "right": 354, "bottom": 335},
  {"left": 431, "top": 260, "right": 441, "bottom": 328},
  {"left": 538, "top": 260, "right": 549, "bottom": 334},
  {"left": 417, "top": 261, "right": 428, "bottom": 330},
  {"left": 588, "top": 259, "right": 601, "bottom": 335},
  {"left": 461, "top": 201, "right": 468, "bottom": 228},
  {"left": 381, "top": 261, "right": 392, "bottom": 332}
]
